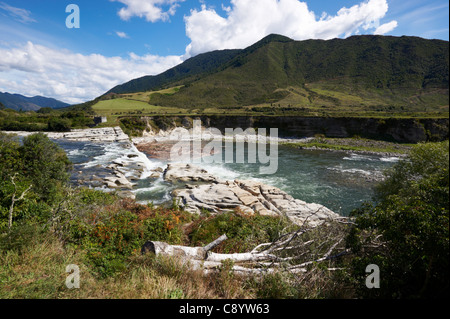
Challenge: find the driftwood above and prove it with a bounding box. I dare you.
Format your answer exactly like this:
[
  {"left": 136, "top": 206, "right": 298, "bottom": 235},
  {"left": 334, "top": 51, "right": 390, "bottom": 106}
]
[{"left": 141, "top": 214, "right": 350, "bottom": 275}]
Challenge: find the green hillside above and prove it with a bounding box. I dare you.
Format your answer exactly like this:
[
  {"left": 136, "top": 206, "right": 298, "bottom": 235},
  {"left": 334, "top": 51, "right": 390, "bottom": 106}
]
[
  {"left": 148, "top": 35, "right": 448, "bottom": 111},
  {"left": 99, "top": 34, "right": 449, "bottom": 118},
  {"left": 106, "top": 49, "right": 241, "bottom": 95}
]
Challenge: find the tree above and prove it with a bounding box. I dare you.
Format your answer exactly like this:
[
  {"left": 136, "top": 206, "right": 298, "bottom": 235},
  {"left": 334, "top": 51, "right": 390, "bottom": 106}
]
[
  {"left": 0, "top": 133, "right": 21, "bottom": 180},
  {"left": 20, "top": 133, "right": 72, "bottom": 203},
  {"left": 37, "top": 107, "right": 54, "bottom": 114},
  {"left": 0, "top": 133, "right": 72, "bottom": 230},
  {"left": 347, "top": 141, "right": 449, "bottom": 298},
  {"left": 0, "top": 101, "right": 5, "bottom": 110},
  {"left": 47, "top": 117, "right": 72, "bottom": 132}
]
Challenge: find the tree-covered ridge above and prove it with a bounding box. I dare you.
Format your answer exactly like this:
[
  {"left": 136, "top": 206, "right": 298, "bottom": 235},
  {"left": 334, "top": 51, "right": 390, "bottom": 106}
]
[
  {"left": 147, "top": 35, "right": 448, "bottom": 109},
  {"left": 0, "top": 92, "right": 70, "bottom": 112},
  {"left": 106, "top": 49, "right": 241, "bottom": 95}
]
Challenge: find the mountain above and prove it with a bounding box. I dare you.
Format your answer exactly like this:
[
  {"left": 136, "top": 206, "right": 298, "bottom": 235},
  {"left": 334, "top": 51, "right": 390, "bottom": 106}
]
[
  {"left": 106, "top": 49, "right": 241, "bottom": 95},
  {"left": 105, "top": 34, "right": 449, "bottom": 112},
  {"left": 0, "top": 92, "right": 70, "bottom": 111}
]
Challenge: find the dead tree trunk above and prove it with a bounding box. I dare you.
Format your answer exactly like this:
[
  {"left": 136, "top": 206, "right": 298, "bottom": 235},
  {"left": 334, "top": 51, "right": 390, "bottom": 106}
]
[
  {"left": 8, "top": 174, "right": 32, "bottom": 230},
  {"left": 141, "top": 220, "right": 350, "bottom": 276},
  {"left": 141, "top": 234, "right": 229, "bottom": 260}
]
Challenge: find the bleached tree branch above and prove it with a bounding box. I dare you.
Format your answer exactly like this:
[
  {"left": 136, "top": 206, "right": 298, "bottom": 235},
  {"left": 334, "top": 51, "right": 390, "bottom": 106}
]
[{"left": 8, "top": 174, "right": 32, "bottom": 230}]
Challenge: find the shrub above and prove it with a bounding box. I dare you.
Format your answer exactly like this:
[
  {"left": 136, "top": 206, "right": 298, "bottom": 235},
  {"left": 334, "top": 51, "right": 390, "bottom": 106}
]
[
  {"left": 47, "top": 117, "right": 72, "bottom": 132},
  {"left": 63, "top": 198, "right": 191, "bottom": 278},
  {"left": 0, "top": 222, "right": 45, "bottom": 253},
  {"left": 347, "top": 141, "right": 449, "bottom": 298},
  {"left": 0, "top": 133, "right": 71, "bottom": 229},
  {"left": 20, "top": 133, "right": 72, "bottom": 203},
  {"left": 254, "top": 272, "right": 298, "bottom": 299},
  {"left": 119, "top": 117, "right": 147, "bottom": 137},
  {"left": 188, "top": 211, "right": 291, "bottom": 253}
]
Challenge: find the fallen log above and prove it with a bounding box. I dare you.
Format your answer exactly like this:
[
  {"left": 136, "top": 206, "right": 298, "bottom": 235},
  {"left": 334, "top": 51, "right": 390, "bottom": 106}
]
[
  {"left": 141, "top": 218, "right": 350, "bottom": 276},
  {"left": 141, "top": 234, "right": 229, "bottom": 260}
]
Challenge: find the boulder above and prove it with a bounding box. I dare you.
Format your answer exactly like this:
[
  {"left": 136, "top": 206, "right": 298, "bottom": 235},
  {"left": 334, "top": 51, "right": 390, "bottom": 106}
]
[
  {"left": 166, "top": 164, "right": 340, "bottom": 226},
  {"left": 150, "top": 172, "right": 161, "bottom": 179},
  {"left": 164, "top": 163, "right": 218, "bottom": 183}
]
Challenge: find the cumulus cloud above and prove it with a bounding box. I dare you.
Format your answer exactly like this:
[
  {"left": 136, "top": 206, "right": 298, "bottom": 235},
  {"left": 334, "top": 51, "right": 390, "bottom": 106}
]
[
  {"left": 0, "top": 2, "right": 36, "bottom": 24},
  {"left": 374, "top": 20, "right": 398, "bottom": 35},
  {"left": 116, "top": 31, "right": 130, "bottom": 38},
  {"left": 184, "top": 0, "right": 397, "bottom": 57},
  {"left": 0, "top": 42, "right": 183, "bottom": 104},
  {"left": 0, "top": 0, "right": 400, "bottom": 104},
  {"left": 112, "top": 0, "right": 185, "bottom": 22}
]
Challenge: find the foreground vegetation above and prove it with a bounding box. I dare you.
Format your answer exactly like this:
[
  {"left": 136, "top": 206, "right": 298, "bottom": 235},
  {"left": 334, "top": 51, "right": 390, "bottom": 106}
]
[{"left": 0, "top": 132, "right": 448, "bottom": 299}]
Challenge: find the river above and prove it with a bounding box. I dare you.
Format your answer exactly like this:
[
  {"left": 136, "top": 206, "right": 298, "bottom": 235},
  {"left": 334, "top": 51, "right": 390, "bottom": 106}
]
[{"left": 54, "top": 139, "right": 399, "bottom": 216}]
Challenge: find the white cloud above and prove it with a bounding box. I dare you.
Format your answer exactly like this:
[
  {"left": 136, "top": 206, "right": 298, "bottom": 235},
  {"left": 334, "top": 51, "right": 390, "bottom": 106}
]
[
  {"left": 374, "top": 20, "right": 398, "bottom": 35},
  {"left": 0, "top": 42, "right": 183, "bottom": 104},
  {"left": 184, "top": 0, "right": 398, "bottom": 57},
  {"left": 116, "top": 31, "right": 130, "bottom": 38},
  {"left": 112, "top": 0, "right": 185, "bottom": 22},
  {"left": 0, "top": 2, "right": 36, "bottom": 23},
  {"left": 0, "top": 0, "right": 401, "bottom": 104}
]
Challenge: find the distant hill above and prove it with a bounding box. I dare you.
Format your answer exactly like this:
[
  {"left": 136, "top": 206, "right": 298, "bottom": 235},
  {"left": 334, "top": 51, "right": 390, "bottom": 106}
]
[
  {"left": 0, "top": 92, "right": 70, "bottom": 111},
  {"left": 105, "top": 34, "right": 449, "bottom": 112},
  {"left": 106, "top": 49, "right": 241, "bottom": 95}
]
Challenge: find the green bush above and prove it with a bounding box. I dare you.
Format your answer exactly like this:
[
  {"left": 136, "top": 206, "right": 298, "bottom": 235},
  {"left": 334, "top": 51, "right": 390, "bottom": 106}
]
[
  {"left": 119, "top": 117, "right": 147, "bottom": 137},
  {"left": 81, "top": 210, "right": 145, "bottom": 278},
  {"left": 347, "top": 141, "right": 449, "bottom": 298},
  {"left": 0, "top": 222, "right": 45, "bottom": 253},
  {"left": 255, "top": 273, "right": 298, "bottom": 299},
  {"left": 0, "top": 133, "right": 72, "bottom": 231},
  {"left": 20, "top": 133, "right": 72, "bottom": 203},
  {"left": 47, "top": 117, "right": 72, "bottom": 132},
  {"left": 189, "top": 211, "right": 291, "bottom": 253},
  {"left": 62, "top": 197, "right": 191, "bottom": 278}
]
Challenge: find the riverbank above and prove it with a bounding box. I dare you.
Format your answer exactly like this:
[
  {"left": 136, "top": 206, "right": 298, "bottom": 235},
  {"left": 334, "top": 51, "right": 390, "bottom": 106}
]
[
  {"left": 132, "top": 131, "right": 412, "bottom": 159},
  {"left": 1, "top": 126, "right": 129, "bottom": 142},
  {"left": 122, "top": 115, "right": 449, "bottom": 144},
  {"left": 282, "top": 137, "right": 414, "bottom": 157},
  {"left": 2, "top": 127, "right": 403, "bottom": 215}
]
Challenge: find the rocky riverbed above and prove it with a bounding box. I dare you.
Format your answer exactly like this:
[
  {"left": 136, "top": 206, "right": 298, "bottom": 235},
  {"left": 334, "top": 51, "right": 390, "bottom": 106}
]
[
  {"left": 3, "top": 126, "right": 386, "bottom": 220},
  {"left": 2, "top": 126, "right": 130, "bottom": 142},
  {"left": 165, "top": 163, "right": 340, "bottom": 226}
]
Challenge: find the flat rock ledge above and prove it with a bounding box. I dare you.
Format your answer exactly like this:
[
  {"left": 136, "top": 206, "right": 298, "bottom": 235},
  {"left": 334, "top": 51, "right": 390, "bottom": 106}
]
[
  {"left": 165, "top": 163, "right": 340, "bottom": 227},
  {"left": 2, "top": 127, "right": 129, "bottom": 142},
  {"left": 163, "top": 163, "right": 219, "bottom": 183}
]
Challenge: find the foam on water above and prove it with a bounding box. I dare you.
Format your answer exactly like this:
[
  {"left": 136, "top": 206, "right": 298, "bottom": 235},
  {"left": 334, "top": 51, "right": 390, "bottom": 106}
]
[
  {"left": 59, "top": 139, "right": 399, "bottom": 216},
  {"left": 380, "top": 156, "right": 400, "bottom": 162},
  {"left": 343, "top": 153, "right": 378, "bottom": 162},
  {"left": 82, "top": 142, "right": 126, "bottom": 168},
  {"left": 128, "top": 143, "right": 165, "bottom": 179},
  {"left": 344, "top": 153, "right": 401, "bottom": 163},
  {"left": 328, "top": 167, "right": 374, "bottom": 176},
  {"left": 200, "top": 163, "right": 240, "bottom": 181},
  {"left": 78, "top": 142, "right": 165, "bottom": 179}
]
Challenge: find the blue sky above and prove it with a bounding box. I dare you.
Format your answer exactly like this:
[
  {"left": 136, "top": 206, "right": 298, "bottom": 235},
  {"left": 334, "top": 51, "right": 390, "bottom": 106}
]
[{"left": 0, "top": 0, "right": 448, "bottom": 104}]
